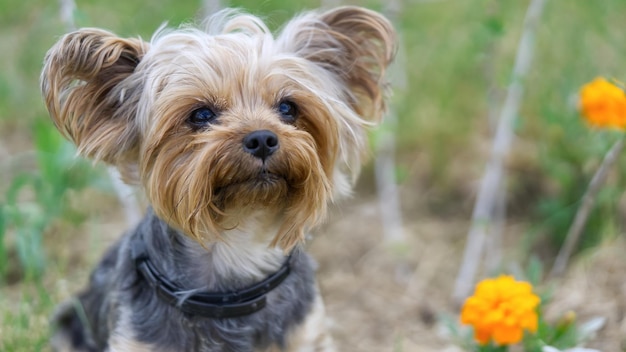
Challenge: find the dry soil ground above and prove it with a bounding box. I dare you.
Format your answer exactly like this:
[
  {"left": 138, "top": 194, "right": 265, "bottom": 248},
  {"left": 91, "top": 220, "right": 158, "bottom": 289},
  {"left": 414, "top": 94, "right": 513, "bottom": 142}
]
[{"left": 310, "top": 181, "right": 626, "bottom": 351}]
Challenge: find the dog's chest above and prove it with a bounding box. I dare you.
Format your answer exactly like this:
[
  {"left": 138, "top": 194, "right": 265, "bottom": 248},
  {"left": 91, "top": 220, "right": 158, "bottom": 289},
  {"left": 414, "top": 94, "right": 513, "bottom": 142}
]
[
  {"left": 119, "top": 285, "right": 315, "bottom": 352},
  {"left": 117, "top": 248, "right": 317, "bottom": 352}
]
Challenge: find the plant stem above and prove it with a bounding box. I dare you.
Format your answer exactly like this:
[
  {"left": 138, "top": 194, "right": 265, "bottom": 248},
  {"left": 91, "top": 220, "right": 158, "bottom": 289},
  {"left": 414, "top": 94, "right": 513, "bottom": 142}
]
[
  {"left": 375, "top": 0, "right": 406, "bottom": 245},
  {"left": 453, "top": 0, "right": 548, "bottom": 304},
  {"left": 550, "top": 136, "right": 625, "bottom": 277},
  {"left": 201, "top": 0, "right": 223, "bottom": 18}
]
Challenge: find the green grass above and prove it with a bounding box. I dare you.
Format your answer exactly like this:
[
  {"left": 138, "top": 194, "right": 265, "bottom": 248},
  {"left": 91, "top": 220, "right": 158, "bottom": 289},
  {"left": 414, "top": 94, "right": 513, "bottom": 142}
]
[
  {"left": 1, "top": 0, "right": 626, "bottom": 350},
  {"left": 1, "top": 282, "right": 55, "bottom": 350}
]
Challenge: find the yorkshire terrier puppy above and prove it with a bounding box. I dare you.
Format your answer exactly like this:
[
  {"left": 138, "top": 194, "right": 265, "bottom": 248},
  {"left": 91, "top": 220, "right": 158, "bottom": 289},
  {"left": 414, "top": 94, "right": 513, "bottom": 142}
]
[{"left": 41, "top": 6, "right": 395, "bottom": 352}]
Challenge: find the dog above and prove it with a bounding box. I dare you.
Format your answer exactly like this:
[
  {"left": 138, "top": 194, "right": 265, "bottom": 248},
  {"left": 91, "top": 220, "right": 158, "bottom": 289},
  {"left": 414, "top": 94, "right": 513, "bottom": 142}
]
[{"left": 41, "top": 6, "right": 396, "bottom": 351}]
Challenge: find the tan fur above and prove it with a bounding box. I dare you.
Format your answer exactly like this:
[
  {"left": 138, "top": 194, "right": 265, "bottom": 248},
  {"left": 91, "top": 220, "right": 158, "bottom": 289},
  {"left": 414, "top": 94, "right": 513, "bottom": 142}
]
[
  {"left": 41, "top": 7, "right": 395, "bottom": 251},
  {"left": 279, "top": 7, "right": 395, "bottom": 120},
  {"left": 42, "top": 6, "right": 395, "bottom": 351},
  {"left": 41, "top": 29, "right": 147, "bottom": 182}
]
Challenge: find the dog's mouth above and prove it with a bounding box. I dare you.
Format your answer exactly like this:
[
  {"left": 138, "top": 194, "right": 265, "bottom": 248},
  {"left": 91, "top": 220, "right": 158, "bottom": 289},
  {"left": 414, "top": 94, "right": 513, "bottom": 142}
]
[
  {"left": 242, "top": 171, "right": 288, "bottom": 191},
  {"left": 212, "top": 170, "right": 290, "bottom": 208},
  {"left": 252, "top": 171, "right": 284, "bottom": 184},
  {"left": 218, "top": 171, "right": 286, "bottom": 189}
]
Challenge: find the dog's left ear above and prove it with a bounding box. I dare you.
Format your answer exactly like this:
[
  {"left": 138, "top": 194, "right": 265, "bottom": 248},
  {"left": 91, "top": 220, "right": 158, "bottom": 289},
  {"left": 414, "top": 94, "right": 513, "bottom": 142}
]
[
  {"left": 279, "top": 6, "right": 396, "bottom": 121},
  {"left": 41, "top": 29, "right": 148, "bottom": 182}
]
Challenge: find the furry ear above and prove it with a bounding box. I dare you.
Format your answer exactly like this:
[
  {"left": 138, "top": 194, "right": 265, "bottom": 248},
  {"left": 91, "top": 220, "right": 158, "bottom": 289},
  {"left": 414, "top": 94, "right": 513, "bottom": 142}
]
[
  {"left": 41, "top": 29, "right": 147, "bottom": 181},
  {"left": 279, "top": 6, "right": 396, "bottom": 121}
]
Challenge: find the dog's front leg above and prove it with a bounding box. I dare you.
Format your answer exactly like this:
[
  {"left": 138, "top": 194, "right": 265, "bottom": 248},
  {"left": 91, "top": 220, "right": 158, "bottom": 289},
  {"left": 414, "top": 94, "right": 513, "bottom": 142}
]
[
  {"left": 281, "top": 293, "right": 336, "bottom": 352},
  {"left": 108, "top": 334, "right": 159, "bottom": 352}
]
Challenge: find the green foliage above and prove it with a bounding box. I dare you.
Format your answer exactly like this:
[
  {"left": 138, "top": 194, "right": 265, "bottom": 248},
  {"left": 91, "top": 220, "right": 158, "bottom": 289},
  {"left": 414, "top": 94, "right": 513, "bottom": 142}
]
[
  {"left": 519, "top": 0, "right": 626, "bottom": 255},
  {"left": 0, "top": 204, "right": 6, "bottom": 277},
  {"left": 0, "top": 75, "right": 10, "bottom": 121},
  {"left": 1, "top": 120, "right": 101, "bottom": 281},
  {"left": 522, "top": 312, "right": 606, "bottom": 352},
  {"left": 530, "top": 100, "right": 624, "bottom": 253},
  {"left": 5, "top": 173, "right": 47, "bottom": 279},
  {"left": 526, "top": 312, "right": 579, "bottom": 350},
  {"left": 476, "top": 344, "right": 508, "bottom": 352},
  {"left": 0, "top": 281, "right": 55, "bottom": 351}
]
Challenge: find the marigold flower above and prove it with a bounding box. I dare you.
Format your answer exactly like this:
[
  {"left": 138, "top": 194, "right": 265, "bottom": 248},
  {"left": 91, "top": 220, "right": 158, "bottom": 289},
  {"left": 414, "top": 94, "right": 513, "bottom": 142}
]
[
  {"left": 460, "top": 275, "right": 540, "bottom": 345},
  {"left": 579, "top": 77, "right": 626, "bottom": 130}
]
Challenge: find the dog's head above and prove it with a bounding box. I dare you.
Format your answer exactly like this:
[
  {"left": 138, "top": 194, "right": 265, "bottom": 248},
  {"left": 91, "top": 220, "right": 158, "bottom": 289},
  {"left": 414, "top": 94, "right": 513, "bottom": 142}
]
[{"left": 41, "top": 7, "right": 396, "bottom": 251}]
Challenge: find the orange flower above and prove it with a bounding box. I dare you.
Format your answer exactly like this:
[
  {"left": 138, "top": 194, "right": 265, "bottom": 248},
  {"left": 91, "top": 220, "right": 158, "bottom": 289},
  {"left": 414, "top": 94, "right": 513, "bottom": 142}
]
[
  {"left": 579, "top": 77, "right": 626, "bottom": 130},
  {"left": 460, "top": 275, "right": 540, "bottom": 345}
]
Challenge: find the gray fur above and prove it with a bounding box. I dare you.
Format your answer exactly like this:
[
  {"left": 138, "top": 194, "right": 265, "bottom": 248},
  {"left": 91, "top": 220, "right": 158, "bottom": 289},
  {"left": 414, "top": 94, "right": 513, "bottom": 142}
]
[{"left": 51, "top": 209, "right": 316, "bottom": 352}]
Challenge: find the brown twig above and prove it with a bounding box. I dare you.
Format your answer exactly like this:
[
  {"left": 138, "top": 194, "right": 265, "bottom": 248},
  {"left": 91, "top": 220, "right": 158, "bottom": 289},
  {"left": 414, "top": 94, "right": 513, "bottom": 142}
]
[
  {"left": 550, "top": 136, "right": 625, "bottom": 277},
  {"left": 59, "top": 0, "right": 76, "bottom": 31},
  {"left": 452, "top": 0, "right": 548, "bottom": 303},
  {"left": 373, "top": 0, "right": 407, "bottom": 245},
  {"left": 484, "top": 0, "right": 505, "bottom": 274}
]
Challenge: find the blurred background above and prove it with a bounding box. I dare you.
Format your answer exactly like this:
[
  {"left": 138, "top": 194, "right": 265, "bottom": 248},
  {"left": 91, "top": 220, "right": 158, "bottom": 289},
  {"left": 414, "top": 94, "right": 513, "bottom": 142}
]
[{"left": 1, "top": 0, "right": 626, "bottom": 350}]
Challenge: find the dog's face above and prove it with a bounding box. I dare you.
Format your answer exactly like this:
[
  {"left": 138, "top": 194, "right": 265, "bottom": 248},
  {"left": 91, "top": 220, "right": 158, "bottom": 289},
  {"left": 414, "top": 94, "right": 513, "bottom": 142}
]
[{"left": 42, "top": 7, "right": 396, "bottom": 250}]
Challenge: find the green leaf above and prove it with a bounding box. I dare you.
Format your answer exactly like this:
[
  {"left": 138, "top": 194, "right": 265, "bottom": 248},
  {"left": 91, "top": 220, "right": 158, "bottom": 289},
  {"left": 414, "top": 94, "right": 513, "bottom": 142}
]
[
  {"left": 15, "top": 226, "right": 45, "bottom": 279},
  {"left": 483, "top": 16, "right": 504, "bottom": 36},
  {"left": 477, "top": 343, "right": 508, "bottom": 352},
  {"left": 4, "top": 173, "right": 47, "bottom": 279},
  {"left": 33, "top": 120, "right": 65, "bottom": 186},
  {"left": 5, "top": 174, "right": 38, "bottom": 210},
  {"left": 0, "top": 204, "right": 5, "bottom": 237}
]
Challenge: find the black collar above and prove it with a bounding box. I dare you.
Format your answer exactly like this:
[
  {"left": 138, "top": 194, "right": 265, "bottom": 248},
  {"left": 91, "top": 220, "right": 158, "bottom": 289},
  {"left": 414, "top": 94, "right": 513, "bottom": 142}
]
[{"left": 130, "top": 235, "right": 291, "bottom": 319}]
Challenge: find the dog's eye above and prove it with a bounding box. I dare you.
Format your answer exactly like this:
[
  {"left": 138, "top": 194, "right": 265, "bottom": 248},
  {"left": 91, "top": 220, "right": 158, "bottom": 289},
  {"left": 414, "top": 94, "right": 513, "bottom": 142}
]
[
  {"left": 277, "top": 101, "right": 298, "bottom": 122},
  {"left": 188, "top": 107, "right": 217, "bottom": 128}
]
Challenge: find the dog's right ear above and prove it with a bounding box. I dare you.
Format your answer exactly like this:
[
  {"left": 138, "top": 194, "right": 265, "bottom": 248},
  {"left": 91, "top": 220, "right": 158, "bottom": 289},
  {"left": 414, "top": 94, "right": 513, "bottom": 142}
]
[{"left": 41, "top": 29, "right": 147, "bottom": 180}]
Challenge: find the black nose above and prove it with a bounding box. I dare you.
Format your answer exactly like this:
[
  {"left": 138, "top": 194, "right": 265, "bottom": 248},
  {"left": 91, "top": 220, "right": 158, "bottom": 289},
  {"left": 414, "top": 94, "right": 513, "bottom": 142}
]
[{"left": 242, "top": 130, "right": 279, "bottom": 161}]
